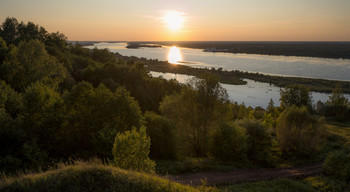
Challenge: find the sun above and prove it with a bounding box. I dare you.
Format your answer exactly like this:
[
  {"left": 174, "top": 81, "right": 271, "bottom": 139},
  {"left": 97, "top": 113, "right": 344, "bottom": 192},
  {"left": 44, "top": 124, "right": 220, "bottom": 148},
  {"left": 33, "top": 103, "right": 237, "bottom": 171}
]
[{"left": 163, "top": 11, "right": 185, "bottom": 31}]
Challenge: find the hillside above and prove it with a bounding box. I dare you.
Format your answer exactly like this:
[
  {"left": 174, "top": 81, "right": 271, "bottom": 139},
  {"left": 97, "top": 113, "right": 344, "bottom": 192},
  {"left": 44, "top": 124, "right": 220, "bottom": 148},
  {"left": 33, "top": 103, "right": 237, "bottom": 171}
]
[{"left": 0, "top": 161, "right": 207, "bottom": 192}]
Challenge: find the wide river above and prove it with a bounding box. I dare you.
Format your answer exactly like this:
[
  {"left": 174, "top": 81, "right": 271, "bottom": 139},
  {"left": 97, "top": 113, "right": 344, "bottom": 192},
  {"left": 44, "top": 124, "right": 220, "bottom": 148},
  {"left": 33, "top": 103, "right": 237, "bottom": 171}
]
[{"left": 85, "top": 43, "right": 350, "bottom": 108}]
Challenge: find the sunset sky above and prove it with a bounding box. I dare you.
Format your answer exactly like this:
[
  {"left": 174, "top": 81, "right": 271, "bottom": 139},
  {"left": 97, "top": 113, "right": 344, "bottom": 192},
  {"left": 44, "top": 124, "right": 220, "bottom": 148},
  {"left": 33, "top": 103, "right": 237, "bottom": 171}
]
[{"left": 1, "top": 0, "right": 350, "bottom": 41}]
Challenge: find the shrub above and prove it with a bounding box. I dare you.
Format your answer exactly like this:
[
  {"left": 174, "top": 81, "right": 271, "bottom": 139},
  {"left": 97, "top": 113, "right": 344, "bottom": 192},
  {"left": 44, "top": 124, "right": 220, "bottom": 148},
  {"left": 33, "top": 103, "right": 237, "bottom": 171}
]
[
  {"left": 210, "top": 122, "right": 247, "bottom": 161},
  {"left": 276, "top": 106, "right": 324, "bottom": 157},
  {"left": 324, "top": 150, "right": 350, "bottom": 181},
  {"left": 113, "top": 126, "right": 156, "bottom": 173}
]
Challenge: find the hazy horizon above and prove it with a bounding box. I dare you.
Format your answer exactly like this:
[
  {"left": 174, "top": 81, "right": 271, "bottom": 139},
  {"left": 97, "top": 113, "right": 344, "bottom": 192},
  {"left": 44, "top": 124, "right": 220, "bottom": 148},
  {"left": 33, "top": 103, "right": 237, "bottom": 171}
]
[{"left": 1, "top": 0, "right": 350, "bottom": 41}]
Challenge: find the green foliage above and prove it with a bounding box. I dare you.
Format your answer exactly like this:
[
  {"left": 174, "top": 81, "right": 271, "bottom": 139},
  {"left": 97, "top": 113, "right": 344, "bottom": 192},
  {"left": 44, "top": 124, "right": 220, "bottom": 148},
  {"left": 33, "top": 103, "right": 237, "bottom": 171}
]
[
  {"left": 210, "top": 122, "right": 247, "bottom": 161},
  {"left": 325, "top": 83, "right": 350, "bottom": 122},
  {"left": 280, "top": 85, "right": 312, "bottom": 110},
  {"left": 276, "top": 106, "right": 324, "bottom": 157},
  {"left": 160, "top": 74, "right": 229, "bottom": 156},
  {"left": 64, "top": 82, "right": 143, "bottom": 159},
  {"left": 223, "top": 178, "right": 315, "bottom": 192},
  {"left": 22, "top": 82, "right": 64, "bottom": 156},
  {"left": 324, "top": 151, "right": 350, "bottom": 181},
  {"left": 21, "top": 143, "right": 48, "bottom": 171},
  {"left": 113, "top": 126, "right": 156, "bottom": 173},
  {"left": 237, "top": 119, "right": 272, "bottom": 164},
  {"left": 0, "top": 37, "right": 7, "bottom": 63},
  {"left": 0, "top": 161, "right": 204, "bottom": 192},
  {"left": 1, "top": 40, "right": 66, "bottom": 91},
  {"left": 144, "top": 111, "right": 178, "bottom": 160},
  {"left": 305, "top": 176, "right": 350, "bottom": 192},
  {"left": 0, "top": 17, "right": 19, "bottom": 45},
  {"left": 0, "top": 80, "right": 23, "bottom": 117},
  {"left": 0, "top": 108, "right": 25, "bottom": 173}
]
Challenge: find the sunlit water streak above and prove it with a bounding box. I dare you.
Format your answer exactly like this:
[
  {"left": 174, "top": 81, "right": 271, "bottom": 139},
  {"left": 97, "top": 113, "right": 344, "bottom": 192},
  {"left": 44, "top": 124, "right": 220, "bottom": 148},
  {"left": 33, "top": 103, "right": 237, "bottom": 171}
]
[{"left": 167, "top": 46, "right": 182, "bottom": 64}]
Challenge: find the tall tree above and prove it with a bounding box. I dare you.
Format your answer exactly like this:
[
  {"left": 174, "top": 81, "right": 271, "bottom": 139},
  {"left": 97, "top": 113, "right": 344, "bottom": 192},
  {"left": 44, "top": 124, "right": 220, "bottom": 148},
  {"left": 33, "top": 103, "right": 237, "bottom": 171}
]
[
  {"left": 0, "top": 17, "right": 19, "bottom": 45},
  {"left": 1, "top": 39, "right": 66, "bottom": 91},
  {"left": 280, "top": 84, "right": 312, "bottom": 110},
  {"left": 160, "top": 73, "right": 229, "bottom": 156}
]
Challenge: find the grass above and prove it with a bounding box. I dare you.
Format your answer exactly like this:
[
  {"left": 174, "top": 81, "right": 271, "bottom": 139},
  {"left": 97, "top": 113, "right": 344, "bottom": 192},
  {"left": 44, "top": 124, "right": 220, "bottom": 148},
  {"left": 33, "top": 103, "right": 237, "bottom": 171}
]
[
  {"left": 220, "top": 178, "right": 315, "bottom": 192},
  {"left": 0, "top": 160, "right": 217, "bottom": 192},
  {"left": 322, "top": 122, "right": 350, "bottom": 154},
  {"left": 220, "top": 176, "right": 350, "bottom": 192},
  {"left": 305, "top": 176, "right": 350, "bottom": 192},
  {"left": 156, "top": 158, "right": 257, "bottom": 175}
]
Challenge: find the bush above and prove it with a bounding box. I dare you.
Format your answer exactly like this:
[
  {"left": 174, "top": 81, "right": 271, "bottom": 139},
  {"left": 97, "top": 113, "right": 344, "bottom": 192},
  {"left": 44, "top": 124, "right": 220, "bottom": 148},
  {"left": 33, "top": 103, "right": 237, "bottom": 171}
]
[
  {"left": 113, "top": 126, "right": 156, "bottom": 173},
  {"left": 276, "top": 106, "right": 324, "bottom": 157},
  {"left": 324, "top": 151, "right": 350, "bottom": 181},
  {"left": 144, "top": 111, "right": 178, "bottom": 160},
  {"left": 210, "top": 122, "right": 247, "bottom": 161},
  {"left": 237, "top": 119, "right": 272, "bottom": 164}
]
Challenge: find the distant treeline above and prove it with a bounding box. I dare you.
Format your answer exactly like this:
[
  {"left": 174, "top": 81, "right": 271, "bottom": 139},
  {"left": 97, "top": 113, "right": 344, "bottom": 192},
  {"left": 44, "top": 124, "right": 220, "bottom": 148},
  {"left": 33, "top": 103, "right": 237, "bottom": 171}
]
[
  {"left": 130, "top": 41, "right": 350, "bottom": 59},
  {"left": 115, "top": 53, "right": 350, "bottom": 94}
]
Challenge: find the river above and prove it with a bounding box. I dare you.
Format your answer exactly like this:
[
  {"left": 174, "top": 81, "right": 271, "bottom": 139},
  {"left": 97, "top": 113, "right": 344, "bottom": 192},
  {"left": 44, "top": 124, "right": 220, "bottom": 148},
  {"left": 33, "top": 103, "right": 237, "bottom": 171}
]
[{"left": 85, "top": 43, "right": 350, "bottom": 108}]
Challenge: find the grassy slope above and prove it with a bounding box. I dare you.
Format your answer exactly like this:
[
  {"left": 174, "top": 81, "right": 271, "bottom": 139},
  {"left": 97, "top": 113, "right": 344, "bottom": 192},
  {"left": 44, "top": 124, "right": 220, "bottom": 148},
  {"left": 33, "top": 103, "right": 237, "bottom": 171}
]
[{"left": 0, "top": 162, "right": 213, "bottom": 192}]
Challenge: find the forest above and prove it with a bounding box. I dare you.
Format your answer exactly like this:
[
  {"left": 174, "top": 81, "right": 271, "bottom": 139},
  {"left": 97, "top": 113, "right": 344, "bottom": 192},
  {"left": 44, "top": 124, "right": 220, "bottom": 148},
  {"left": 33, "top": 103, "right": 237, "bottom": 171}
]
[{"left": 0, "top": 17, "right": 350, "bottom": 191}]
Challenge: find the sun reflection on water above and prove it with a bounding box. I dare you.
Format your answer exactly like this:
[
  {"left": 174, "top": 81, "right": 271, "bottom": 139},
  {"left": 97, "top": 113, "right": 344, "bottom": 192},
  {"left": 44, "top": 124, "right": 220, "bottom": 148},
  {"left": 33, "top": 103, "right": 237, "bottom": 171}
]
[{"left": 167, "top": 46, "right": 182, "bottom": 64}]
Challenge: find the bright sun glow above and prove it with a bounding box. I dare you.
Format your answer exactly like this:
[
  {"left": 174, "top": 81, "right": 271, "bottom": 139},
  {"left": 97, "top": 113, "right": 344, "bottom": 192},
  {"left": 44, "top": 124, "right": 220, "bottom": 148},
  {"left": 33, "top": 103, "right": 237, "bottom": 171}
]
[
  {"left": 163, "top": 11, "right": 185, "bottom": 31},
  {"left": 167, "top": 46, "right": 182, "bottom": 64}
]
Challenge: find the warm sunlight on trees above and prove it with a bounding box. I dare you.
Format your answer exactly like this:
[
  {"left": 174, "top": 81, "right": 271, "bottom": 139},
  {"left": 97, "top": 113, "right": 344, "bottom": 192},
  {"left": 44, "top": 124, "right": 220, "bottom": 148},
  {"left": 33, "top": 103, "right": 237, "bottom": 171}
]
[
  {"left": 113, "top": 126, "right": 155, "bottom": 173},
  {"left": 1, "top": 40, "right": 66, "bottom": 91}
]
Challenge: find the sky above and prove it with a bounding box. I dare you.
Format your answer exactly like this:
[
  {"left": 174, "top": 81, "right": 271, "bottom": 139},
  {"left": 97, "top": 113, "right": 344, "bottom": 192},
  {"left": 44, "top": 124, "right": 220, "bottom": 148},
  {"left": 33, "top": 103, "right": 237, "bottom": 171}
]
[{"left": 1, "top": 0, "right": 350, "bottom": 41}]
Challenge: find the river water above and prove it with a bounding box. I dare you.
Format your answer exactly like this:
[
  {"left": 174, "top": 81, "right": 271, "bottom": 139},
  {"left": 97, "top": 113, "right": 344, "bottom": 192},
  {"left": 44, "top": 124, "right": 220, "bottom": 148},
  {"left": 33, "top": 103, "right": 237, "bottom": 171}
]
[{"left": 85, "top": 43, "right": 350, "bottom": 108}]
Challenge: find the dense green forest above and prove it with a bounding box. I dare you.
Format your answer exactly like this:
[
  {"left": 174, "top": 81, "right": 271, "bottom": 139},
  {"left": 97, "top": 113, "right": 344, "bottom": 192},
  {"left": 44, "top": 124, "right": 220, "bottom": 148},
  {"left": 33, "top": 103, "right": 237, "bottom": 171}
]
[{"left": 1, "top": 17, "right": 350, "bottom": 191}]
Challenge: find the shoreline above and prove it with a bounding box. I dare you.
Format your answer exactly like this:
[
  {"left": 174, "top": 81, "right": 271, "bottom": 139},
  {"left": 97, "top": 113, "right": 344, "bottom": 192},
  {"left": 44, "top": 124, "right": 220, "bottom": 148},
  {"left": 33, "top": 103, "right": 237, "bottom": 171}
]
[{"left": 114, "top": 52, "right": 350, "bottom": 94}]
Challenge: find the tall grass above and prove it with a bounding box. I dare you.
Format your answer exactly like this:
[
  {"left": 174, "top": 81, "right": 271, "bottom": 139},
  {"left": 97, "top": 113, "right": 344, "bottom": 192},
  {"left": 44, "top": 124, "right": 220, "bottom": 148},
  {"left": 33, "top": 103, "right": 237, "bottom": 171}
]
[{"left": 0, "top": 160, "right": 215, "bottom": 192}]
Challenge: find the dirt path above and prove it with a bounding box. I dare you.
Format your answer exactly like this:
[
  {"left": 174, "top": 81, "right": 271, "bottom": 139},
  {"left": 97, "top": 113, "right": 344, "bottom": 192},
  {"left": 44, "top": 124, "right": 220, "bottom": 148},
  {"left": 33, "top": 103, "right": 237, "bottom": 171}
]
[{"left": 167, "top": 163, "right": 324, "bottom": 186}]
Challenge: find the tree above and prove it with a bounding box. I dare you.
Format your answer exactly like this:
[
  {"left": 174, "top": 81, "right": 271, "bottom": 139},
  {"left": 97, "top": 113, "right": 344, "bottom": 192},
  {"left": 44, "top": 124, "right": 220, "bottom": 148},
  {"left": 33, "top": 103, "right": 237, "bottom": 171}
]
[
  {"left": 0, "top": 37, "right": 8, "bottom": 64},
  {"left": 144, "top": 111, "right": 178, "bottom": 160},
  {"left": 267, "top": 98, "right": 275, "bottom": 113},
  {"left": 210, "top": 122, "right": 247, "bottom": 161},
  {"left": 160, "top": 73, "right": 229, "bottom": 156},
  {"left": 280, "top": 85, "right": 312, "bottom": 110},
  {"left": 276, "top": 106, "right": 324, "bottom": 157},
  {"left": 64, "top": 82, "right": 143, "bottom": 159},
  {"left": 237, "top": 119, "right": 272, "bottom": 164},
  {"left": 325, "top": 83, "right": 350, "bottom": 121},
  {"left": 22, "top": 82, "right": 65, "bottom": 156},
  {"left": 0, "top": 80, "right": 23, "bottom": 117},
  {"left": 113, "top": 126, "right": 155, "bottom": 173},
  {"left": 1, "top": 40, "right": 66, "bottom": 91},
  {"left": 0, "top": 17, "right": 19, "bottom": 45}
]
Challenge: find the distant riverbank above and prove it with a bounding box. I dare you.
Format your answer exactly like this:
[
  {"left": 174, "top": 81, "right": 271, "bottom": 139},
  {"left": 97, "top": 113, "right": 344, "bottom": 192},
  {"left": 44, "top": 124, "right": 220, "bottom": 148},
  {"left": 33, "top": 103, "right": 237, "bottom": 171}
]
[{"left": 124, "top": 41, "right": 350, "bottom": 59}]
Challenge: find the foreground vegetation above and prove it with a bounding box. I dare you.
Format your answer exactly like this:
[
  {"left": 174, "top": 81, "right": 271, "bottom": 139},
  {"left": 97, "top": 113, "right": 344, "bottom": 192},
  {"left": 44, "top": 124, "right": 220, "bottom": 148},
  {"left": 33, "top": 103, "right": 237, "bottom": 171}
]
[
  {"left": 0, "top": 17, "right": 350, "bottom": 191},
  {"left": 0, "top": 161, "right": 211, "bottom": 192}
]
